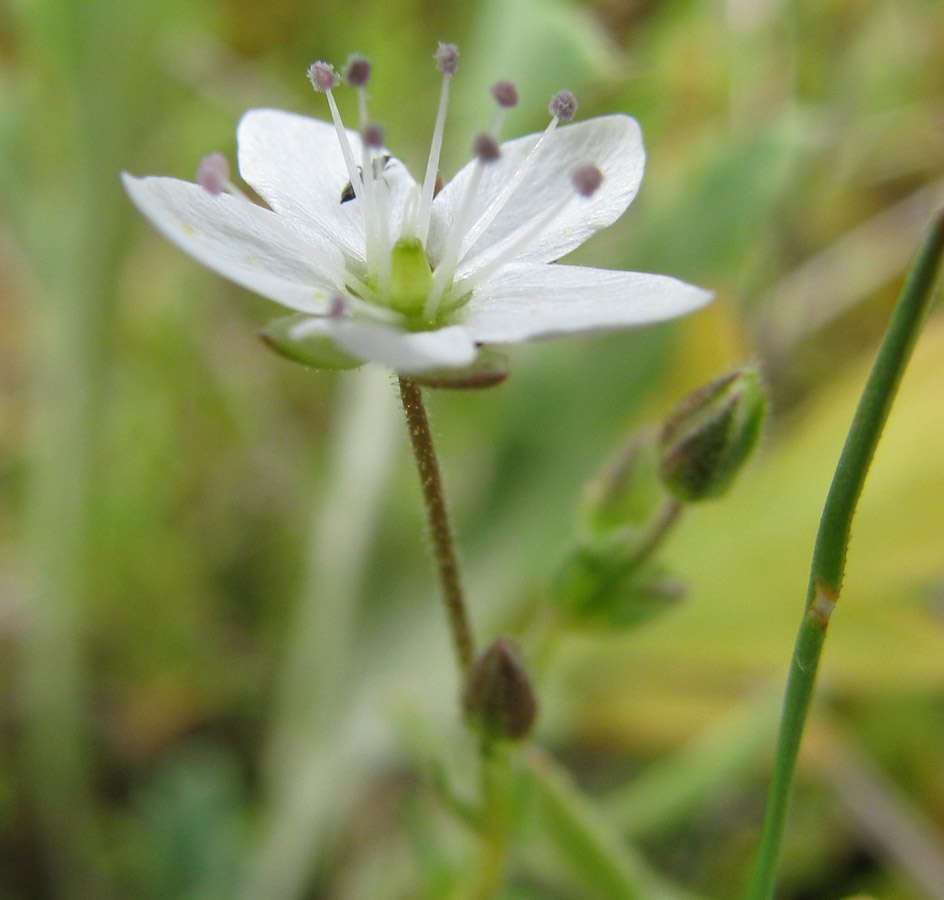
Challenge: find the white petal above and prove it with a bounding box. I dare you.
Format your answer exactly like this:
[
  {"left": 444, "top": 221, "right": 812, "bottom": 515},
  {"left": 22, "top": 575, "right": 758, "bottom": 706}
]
[
  {"left": 459, "top": 263, "right": 713, "bottom": 343},
  {"left": 237, "top": 109, "right": 417, "bottom": 268},
  {"left": 427, "top": 115, "right": 644, "bottom": 274},
  {"left": 291, "top": 318, "right": 478, "bottom": 373},
  {"left": 122, "top": 173, "right": 342, "bottom": 314}
]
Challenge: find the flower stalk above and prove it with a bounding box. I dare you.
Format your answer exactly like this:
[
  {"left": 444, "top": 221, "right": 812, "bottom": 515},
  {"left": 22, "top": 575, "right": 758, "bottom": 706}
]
[
  {"left": 743, "top": 205, "right": 944, "bottom": 900},
  {"left": 398, "top": 376, "right": 475, "bottom": 673}
]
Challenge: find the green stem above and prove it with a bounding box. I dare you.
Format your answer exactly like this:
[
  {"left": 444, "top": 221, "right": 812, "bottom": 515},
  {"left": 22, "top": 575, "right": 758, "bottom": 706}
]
[
  {"left": 743, "top": 206, "right": 944, "bottom": 900},
  {"left": 398, "top": 377, "right": 475, "bottom": 673}
]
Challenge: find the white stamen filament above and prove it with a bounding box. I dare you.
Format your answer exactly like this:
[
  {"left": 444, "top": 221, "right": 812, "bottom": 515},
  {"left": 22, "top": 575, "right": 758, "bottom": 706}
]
[
  {"left": 423, "top": 160, "right": 487, "bottom": 320},
  {"left": 359, "top": 136, "right": 382, "bottom": 277},
  {"left": 323, "top": 87, "right": 382, "bottom": 281},
  {"left": 458, "top": 116, "right": 561, "bottom": 261},
  {"left": 490, "top": 107, "right": 507, "bottom": 138},
  {"left": 375, "top": 175, "right": 392, "bottom": 298},
  {"left": 323, "top": 89, "right": 363, "bottom": 205},
  {"left": 451, "top": 190, "right": 579, "bottom": 296},
  {"left": 417, "top": 72, "right": 452, "bottom": 244},
  {"left": 400, "top": 185, "right": 420, "bottom": 239}
]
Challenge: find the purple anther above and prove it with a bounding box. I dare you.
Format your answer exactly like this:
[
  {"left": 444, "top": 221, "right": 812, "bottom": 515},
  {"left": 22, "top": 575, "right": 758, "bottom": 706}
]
[
  {"left": 344, "top": 54, "right": 372, "bottom": 88},
  {"left": 473, "top": 133, "right": 501, "bottom": 163},
  {"left": 435, "top": 42, "right": 459, "bottom": 76},
  {"left": 307, "top": 61, "right": 338, "bottom": 92},
  {"left": 329, "top": 294, "right": 348, "bottom": 318},
  {"left": 196, "top": 152, "right": 229, "bottom": 196},
  {"left": 571, "top": 164, "right": 603, "bottom": 197},
  {"left": 491, "top": 80, "right": 519, "bottom": 109},
  {"left": 362, "top": 122, "right": 385, "bottom": 149},
  {"left": 549, "top": 90, "right": 577, "bottom": 121}
]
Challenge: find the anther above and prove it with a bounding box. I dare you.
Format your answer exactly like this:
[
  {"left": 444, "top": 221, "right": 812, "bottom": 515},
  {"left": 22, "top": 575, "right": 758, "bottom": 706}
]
[
  {"left": 571, "top": 164, "right": 603, "bottom": 198},
  {"left": 473, "top": 133, "right": 501, "bottom": 163},
  {"left": 418, "top": 42, "right": 459, "bottom": 242},
  {"left": 196, "top": 152, "right": 229, "bottom": 196},
  {"left": 491, "top": 80, "right": 518, "bottom": 109},
  {"left": 434, "top": 42, "right": 458, "bottom": 76},
  {"left": 549, "top": 90, "right": 577, "bottom": 122},
  {"left": 329, "top": 293, "right": 348, "bottom": 318},
  {"left": 344, "top": 54, "right": 372, "bottom": 88},
  {"left": 362, "top": 123, "right": 385, "bottom": 149},
  {"left": 307, "top": 61, "right": 339, "bottom": 92}
]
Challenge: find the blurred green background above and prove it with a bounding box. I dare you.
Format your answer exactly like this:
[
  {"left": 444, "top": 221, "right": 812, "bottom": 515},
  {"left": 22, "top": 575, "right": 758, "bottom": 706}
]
[{"left": 2, "top": 0, "right": 944, "bottom": 897}]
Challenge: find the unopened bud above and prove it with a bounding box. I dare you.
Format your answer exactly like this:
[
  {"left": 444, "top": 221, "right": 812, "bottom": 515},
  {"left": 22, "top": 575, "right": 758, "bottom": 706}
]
[
  {"left": 659, "top": 368, "right": 766, "bottom": 502},
  {"left": 463, "top": 639, "right": 537, "bottom": 741},
  {"left": 580, "top": 428, "right": 664, "bottom": 538}
]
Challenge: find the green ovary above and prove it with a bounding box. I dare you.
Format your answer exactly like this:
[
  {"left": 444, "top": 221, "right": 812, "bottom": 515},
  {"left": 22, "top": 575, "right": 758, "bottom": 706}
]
[{"left": 387, "top": 237, "right": 434, "bottom": 317}]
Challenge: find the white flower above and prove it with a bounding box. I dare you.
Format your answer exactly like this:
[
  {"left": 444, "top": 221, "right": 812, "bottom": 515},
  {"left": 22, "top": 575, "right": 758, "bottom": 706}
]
[{"left": 122, "top": 46, "right": 711, "bottom": 376}]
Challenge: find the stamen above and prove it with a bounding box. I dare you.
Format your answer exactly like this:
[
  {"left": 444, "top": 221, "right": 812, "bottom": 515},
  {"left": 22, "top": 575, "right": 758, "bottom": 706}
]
[
  {"left": 309, "top": 60, "right": 383, "bottom": 281},
  {"left": 196, "top": 152, "right": 229, "bottom": 196},
  {"left": 362, "top": 122, "right": 384, "bottom": 149},
  {"left": 417, "top": 42, "right": 458, "bottom": 244},
  {"left": 491, "top": 80, "right": 519, "bottom": 109},
  {"left": 344, "top": 54, "right": 372, "bottom": 89},
  {"left": 400, "top": 185, "right": 421, "bottom": 239},
  {"left": 424, "top": 133, "right": 500, "bottom": 321},
  {"left": 489, "top": 80, "right": 519, "bottom": 137},
  {"left": 434, "top": 42, "right": 459, "bottom": 76},
  {"left": 451, "top": 162, "right": 602, "bottom": 295},
  {"left": 375, "top": 171, "right": 392, "bottom": 298},
  {"left": 329, "top": 293, "right": 349, "bottom": 317},
  {"left": 549, "top": 90, "right": 577, "bottom": 121},
  {"left": 308, "top": 62, "right": 362, "bottom": 203},
  {"left": 458, "top": 89, "right": 578, "bottom": 261},
  {"left": 571, "top": 163, "right": 602, "bottom": 197}
]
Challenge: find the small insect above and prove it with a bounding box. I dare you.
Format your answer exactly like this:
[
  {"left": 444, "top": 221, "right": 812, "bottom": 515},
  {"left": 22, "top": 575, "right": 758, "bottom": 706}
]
[
  {"left": 339, "top": 160, "right": 444, "bottom": 203},
  {"left": 340, "top": 155, "right": 393, "bottom": 203}
]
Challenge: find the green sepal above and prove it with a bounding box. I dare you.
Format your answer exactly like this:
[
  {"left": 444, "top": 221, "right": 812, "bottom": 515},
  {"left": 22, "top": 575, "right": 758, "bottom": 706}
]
[
  {"left": 551, "top": 544, "right": 685, "bottom": 629},
  {"left": 259, "top": 314, "right": 362, "bottom": 371},
  {"left": 407, "top": 349, "right": 509, "bottom": 390}
]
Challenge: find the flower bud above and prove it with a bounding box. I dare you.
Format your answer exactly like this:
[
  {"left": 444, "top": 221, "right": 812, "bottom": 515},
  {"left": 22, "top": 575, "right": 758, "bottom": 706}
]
[
  {"left": 580, "top": 429, "right": 664, "bottom": 539},
  {"left": 462, "top": 639, "right": 537, "bottom": 741},
  {"left": 659, "top": 367, "right": 766, "bottom": 502}
]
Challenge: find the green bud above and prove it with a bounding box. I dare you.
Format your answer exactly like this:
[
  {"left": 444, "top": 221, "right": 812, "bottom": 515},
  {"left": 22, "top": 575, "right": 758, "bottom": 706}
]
[
  {"left": 259, "top": 314, "right": 361, "bottom": 370},
  {"left": 463, "top": 639, "right": 537, "bottom": 742},
  {"left": 659, "top": 367, "right": 766, "bottom": 502},
  {"left": 388, "top": 237, "right": 434, "bottom": 316},
  {"left": 580, "top": 429, "right": 666, "bottom": 539},
  {"left": 407, "top": 349, "right": 509, "bottom": 390}
]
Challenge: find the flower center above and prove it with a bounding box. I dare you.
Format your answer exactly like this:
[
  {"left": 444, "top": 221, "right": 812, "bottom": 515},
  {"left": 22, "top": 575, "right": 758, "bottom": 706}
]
[
  {"left": 388, "top": 237, "right": 433, "bottom": 317},
  {"left": 306, "top": 45, "right": 598, "bottom": 330}
]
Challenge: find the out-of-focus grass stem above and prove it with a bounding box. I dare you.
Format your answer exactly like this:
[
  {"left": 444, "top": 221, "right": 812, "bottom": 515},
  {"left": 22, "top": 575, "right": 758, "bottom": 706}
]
[{"left": 743, "top": 205, "right": 944, "bottom": 900}]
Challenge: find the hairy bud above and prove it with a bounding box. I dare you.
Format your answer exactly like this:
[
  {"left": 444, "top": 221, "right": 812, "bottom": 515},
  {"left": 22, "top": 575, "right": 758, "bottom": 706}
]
[
  {"left": 463, "top": 639, "right": 537, "bottom": 741},
  {"left": 659, "top": 368, "right": 766, "bottom": 502}
]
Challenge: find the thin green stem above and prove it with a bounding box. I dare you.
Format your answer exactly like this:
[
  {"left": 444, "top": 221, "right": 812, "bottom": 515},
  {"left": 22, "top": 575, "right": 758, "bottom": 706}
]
[
  {"left": 398, "top": 377, "right": 475, "bottom": 673},
  {"left": 743, "top": 206, "right": 944, "bottom": 900}
]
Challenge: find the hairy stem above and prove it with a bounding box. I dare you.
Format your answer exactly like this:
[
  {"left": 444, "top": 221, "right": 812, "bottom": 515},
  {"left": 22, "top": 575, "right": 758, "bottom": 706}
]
[{"left": 399, "top": 376, "right": 475, "bottom": 673}]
